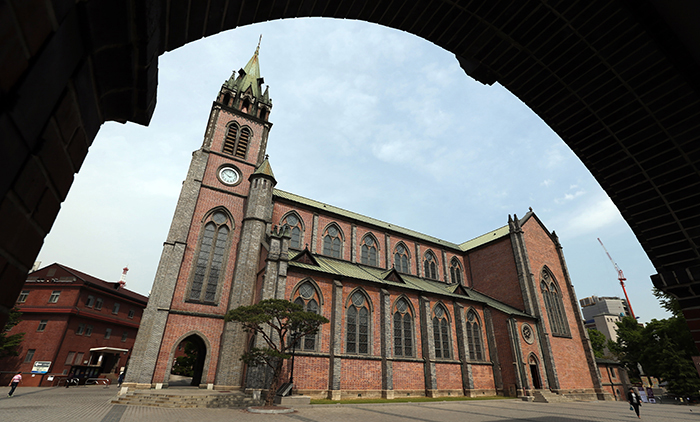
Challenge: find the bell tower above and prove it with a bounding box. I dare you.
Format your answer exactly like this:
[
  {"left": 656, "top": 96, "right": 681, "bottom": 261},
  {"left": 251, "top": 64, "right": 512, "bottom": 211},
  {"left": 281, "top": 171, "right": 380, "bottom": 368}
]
[{"left": 125, "top": 42, "right": 275, "bottom": 389}]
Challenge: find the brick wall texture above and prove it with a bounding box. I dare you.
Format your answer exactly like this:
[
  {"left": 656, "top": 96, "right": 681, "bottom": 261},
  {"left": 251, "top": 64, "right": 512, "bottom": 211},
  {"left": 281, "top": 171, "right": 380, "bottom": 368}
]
[{"left": 125, "top": 63, "right": 603, "bottom": 400}]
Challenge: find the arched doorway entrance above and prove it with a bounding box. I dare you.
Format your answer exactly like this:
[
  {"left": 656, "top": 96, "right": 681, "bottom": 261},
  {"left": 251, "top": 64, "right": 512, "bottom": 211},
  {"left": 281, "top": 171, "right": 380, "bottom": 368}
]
[
  {"left": 170, "top": 335, "right": 207, "bottom": 387},
  {"left": 529, "top": 355, "right": 542, "bottom": 390}
]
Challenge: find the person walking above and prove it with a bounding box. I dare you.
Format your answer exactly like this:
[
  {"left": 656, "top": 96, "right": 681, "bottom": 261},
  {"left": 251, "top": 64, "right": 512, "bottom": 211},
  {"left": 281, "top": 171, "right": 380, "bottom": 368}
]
[
  {"left": 7, "top": 372, "right": 22, "bottom": 397},
  {"left": 628, "top": 387, "right": 642, "bottom": 418}
]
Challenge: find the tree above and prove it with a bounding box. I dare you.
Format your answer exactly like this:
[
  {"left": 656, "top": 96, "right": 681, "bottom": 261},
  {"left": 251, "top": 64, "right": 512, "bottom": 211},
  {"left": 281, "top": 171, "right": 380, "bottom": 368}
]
[
  {"left": 588, "top": 328, "right": 607, "bottom": 359},
  {"left": 225, "top": 299, "right": 329, "bottom": 407},
  {"left": 612, "top": 289, "right": 700, "bottom": 397},
  {"left": 0, "top": 307, "right": 24, "bottom": 359},
  {"left": 171, "top": 341, "right": 197, "bottom": 377}
]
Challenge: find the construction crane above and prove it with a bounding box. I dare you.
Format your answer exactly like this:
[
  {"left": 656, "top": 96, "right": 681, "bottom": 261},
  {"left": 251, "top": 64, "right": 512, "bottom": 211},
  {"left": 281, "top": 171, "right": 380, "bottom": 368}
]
[{"left": 597, "top": 238, "right": 635, "bottom": 319}]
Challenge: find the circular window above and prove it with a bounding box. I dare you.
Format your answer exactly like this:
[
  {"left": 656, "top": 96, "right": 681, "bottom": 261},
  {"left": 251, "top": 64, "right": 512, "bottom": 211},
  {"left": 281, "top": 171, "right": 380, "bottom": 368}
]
[
  {"left": 365, "top": 237, "right": 374, "bottom": 246},
  {"left": 435, "top": 305, "right": 444, "bottom": 318},
  {"left": 328, "top": 227, "right": 338, "bottom": 237},
  {"left": 468, "top": 311, "right": 476, "bottom": 322},
  {"left": 287, "top": 215, "right": 298, "bottom": 226},
  {"left": 521, "top": 323, "right": 535, "bottom": 344},
  {"left": 299, "top": 283, "right": 314, "bottom": 299},
  {"left": 397, "top": 245, "right": 405, "bottom": 254},
  {"left": 212, "top": 212, "right": 227, "bottom": 224},
  {"left": 396, "top": 298, "right": 408, "bottom": 313},
  {"left": 351, "top": 291, "right": 365, "bottom": 307}
]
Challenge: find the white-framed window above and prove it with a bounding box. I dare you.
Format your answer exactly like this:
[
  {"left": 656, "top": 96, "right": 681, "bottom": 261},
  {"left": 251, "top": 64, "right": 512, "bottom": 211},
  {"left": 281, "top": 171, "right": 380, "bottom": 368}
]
[
  {"left": 37, "top": 320, "right": 48, "bottom": 332},
  {"left": 49, "top": 290, "right": 61, "bottom": 303}
]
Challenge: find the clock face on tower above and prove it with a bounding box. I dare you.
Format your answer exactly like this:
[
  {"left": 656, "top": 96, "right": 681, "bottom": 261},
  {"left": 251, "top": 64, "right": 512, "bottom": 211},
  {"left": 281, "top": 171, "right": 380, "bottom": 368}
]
[{"left": 218, "top": 166, "right": 241, "bottom": 186}]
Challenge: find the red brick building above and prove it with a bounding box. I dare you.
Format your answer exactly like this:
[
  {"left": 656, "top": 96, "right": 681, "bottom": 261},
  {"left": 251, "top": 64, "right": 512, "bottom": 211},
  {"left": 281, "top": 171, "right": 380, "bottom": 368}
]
[
  {"left": 125, "top": 45, "right": 608, "bottom": 400},
  {"left": 0, "top": 263, "right": 147, "bottom": 387}
]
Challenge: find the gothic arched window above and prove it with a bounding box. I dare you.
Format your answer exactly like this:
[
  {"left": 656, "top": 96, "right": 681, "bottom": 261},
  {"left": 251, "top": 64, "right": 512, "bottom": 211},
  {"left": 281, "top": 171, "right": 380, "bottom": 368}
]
[
  {"left": 423, "top": 251, "right": 438, "bottom": 280},
  {"left": 433, "top": 304, "right": 451, "bottom": 359},
  {"left": 393, "top": 298, "right": 413, "bottom": 357},
  {"left": 292, "top": 281, "right": 320, "bottom": 351},
  {"left": 222, "top": 123, "right": 252, "bottom": 159},
  {"left": 449, "top": 258, "right": 463, "bottom": 285},
  {"left": 282, "top": 214, "right": 303, "bottom": 249},
  {"left": 541, "top": 269, "right": 570, "bottom": 337},
  {"left": 394, "top": 244, "right": 410, "bottom": 274},
  {"left": 346, "top": 290, "right": 370, "bottom": 354},
  {"left": 322, "top": 225, "right": 342, "bottom": 258},
  {"left": 361, "top": 235, "right": 378, "bottom": 266},
  {"left": 188, "top": 210, "right": 231, "bottom": 304},
  {"left": 466, "top": 310, "right": 484, "bottom": 361}
]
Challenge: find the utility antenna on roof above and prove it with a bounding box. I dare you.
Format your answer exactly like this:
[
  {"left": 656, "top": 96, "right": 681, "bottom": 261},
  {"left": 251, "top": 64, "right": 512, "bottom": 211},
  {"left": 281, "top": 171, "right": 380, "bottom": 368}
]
[{"left": 119, "top": 266, "right": 129, "bottom": 288}]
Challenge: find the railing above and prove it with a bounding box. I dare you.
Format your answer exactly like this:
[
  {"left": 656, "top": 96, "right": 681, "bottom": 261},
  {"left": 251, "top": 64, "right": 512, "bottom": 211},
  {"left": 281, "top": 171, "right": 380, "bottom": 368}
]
[{"left": 86, "top": 377, "right": 111, "bottom": 387}]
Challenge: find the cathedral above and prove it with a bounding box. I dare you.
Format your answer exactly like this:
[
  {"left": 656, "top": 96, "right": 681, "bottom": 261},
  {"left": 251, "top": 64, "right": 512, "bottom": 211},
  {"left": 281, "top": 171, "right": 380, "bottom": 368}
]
[{"left": 124, "top": 45, "right": 607, "bottom": 400}]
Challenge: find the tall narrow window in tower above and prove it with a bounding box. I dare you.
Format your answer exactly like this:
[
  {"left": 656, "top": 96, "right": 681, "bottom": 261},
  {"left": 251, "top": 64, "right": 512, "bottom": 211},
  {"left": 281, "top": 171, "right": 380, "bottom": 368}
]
[
  {"left": 361, "top": 235, "right": 378, "bottom": 266},
  {"left": 188, "top": 211, "right": 231, "bottom": 304},
  {"left": 322, "top": 225, "right": 342, "bottom": 258},
  {"left": 236, "top": 128, "right": 251, "bottom": 158},
  {"left": 346, "top": 290, "right": 370, "bottom": 354},
  {"left": 223, "top": 123, "right": 238, "bottom": 155},
  {"left": 222, "top": 123, "right": 252, "bottom": 159},
  {"left": 282, "top": 214, "right": 303, "bottom": 249},
  {"left": 466, "top": 310, "right": 484, "bottom": 360},
  {"left": 540, "top": 269, "right": 570, "bottom": 336},
  {"left": 393, "top": 298, "right": 413, "bottom": 357},
  {"left": 394, "top": 244, "right": 410, "bottom": 273},
  {"left": 293, "top": 281, "right": 321, "bottom": 351},
  {"left": 450, "top": 258, "right": 463, "bottom": 285},
  {"left": 423, "top": 251, "right": 438, "bottom": 280},
  {"left": 433, "top": 304, "right": 451, "bottom": 359}
]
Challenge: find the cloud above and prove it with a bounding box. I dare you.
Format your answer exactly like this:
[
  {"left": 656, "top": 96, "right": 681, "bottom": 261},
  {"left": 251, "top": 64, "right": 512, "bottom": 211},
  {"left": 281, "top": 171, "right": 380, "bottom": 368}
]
[
  {"left": 555, "top": 196, "right": 623, "bottom": 239},
  {"left": 541, "top": 179, "right": 554, "bottom": 187}
]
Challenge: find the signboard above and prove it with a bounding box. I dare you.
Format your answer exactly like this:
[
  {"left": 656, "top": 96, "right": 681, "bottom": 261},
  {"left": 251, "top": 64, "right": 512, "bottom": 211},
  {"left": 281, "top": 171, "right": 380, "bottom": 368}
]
[{"left": 31, "top": 361, "right": 52, "bottom": 374}]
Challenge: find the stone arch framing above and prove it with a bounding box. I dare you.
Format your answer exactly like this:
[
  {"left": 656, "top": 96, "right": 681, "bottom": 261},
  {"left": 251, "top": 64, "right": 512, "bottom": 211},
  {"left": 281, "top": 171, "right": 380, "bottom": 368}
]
[
  {"left": 393, "top": 241, "right": 412, "bottom": 274},
  {"left": 432, "top": 300, "right": 453, "bottom": 359},
  {"left": 185, "top": 206, "right": 235, "bottom": 305},
  {"left": 539, "top": 265, "right": 571, "bottom": 337},
  {"left": 321, "top": 222, "right": 345, "bottom": 258},
  {"left": 163, "top": 330, "right": 213, "bottom": 387},
  {"left": 280, "top": 210, "right": 305, "bottom": 249},
  {"left": 359, "top": 231, "right": 381, "bottom": 266},
  {"left": 423, "top": 249, "right": 440, "bottom": 280},
  {"left": 449, "top": 257, "right": 465, "bottom": 285},
  {"left": 3, "top": 1, "right": 700, "bottom": 343},
  {"left": 391, "top": 294, "right": 417, "bottom": 358},
  {"left": 527, "top": 352, "right": 544, "bottom": 390},
  {"left": 290, "top": 278, "right": 324, "bottom": 351},
  {"left": 344, "top": 286, "right": 374, "bottom": 355},
  {"left": 290, "top": 277, "right": 324, "bottom": 307},
  {"left": 464, "top": 306, "right": 485, "bottom": 361}
]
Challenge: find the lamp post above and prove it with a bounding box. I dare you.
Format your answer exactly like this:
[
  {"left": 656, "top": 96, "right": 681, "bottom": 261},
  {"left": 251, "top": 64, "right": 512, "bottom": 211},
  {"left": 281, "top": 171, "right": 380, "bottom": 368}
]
[{"left": 289, "top": 329, "right": 298, "bottom": 386}]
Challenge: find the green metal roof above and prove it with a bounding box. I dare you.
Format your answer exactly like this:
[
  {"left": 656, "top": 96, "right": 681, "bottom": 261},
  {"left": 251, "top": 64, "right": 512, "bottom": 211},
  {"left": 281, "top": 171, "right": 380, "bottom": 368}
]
[
  {"left": 273, "top": 189, "right": 511, "bottom": 252},
  {"left": 225, "top": 45, "right": 265, "bottom": 100},
  {"left": 254, "top": 157, "right": 276, "bottom": 180},
  {"left": 288, "top": 251, "right": 530, "bottom": 317}
]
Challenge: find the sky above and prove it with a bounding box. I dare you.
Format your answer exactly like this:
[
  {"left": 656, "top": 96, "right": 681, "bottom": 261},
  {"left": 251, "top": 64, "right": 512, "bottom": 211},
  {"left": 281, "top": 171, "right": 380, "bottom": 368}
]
[{"left": 36, "top": 18, "right": 669, "bottom": 323}]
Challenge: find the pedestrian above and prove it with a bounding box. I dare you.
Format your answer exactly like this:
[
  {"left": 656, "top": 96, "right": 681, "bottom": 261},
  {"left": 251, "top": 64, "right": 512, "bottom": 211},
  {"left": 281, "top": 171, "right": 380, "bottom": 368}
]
[
  {"left": 117, "top": 371, "right": 125, "bottom": 387},
  {"left": 7, "top": 372, "right": 22, "bottom": 397},
  {"left": 628, "top": 387, "right": 642, "bottom": 418}
]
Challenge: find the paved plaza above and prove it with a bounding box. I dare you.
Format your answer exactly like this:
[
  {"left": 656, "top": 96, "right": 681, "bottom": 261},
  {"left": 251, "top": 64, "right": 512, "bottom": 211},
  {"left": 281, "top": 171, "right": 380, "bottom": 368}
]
[{"left": 1, "top": 386, "right": 698, "bottom": 422}]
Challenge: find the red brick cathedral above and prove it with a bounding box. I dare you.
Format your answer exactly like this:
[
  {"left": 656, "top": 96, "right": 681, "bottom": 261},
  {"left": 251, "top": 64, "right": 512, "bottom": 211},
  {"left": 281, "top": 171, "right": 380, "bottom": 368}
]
[{"left": 125, "top": 46, "right": 606, "bottom": 400}]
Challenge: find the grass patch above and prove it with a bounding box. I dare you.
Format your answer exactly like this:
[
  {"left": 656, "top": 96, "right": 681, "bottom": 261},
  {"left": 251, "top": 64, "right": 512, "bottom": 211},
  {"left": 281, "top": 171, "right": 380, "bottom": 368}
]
[{"left": 311, "top": 395, "right": 515, "bottom": 405}]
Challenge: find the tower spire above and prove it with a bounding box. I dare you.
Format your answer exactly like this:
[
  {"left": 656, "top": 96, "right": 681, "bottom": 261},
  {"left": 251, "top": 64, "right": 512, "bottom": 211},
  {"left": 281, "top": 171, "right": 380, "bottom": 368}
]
[{"left": 218, "top": 38, "right": 272, "bottom": 121}]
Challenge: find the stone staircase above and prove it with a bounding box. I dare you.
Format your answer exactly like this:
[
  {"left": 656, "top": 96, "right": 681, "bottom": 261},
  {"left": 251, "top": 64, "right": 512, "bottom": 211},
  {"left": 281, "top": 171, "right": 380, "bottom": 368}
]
[
  {"left": 111, "top": 389, "right": 262, "bottom": 408},
  {"left": 531, "top": 390, "right": 573, "bottom": 403}
]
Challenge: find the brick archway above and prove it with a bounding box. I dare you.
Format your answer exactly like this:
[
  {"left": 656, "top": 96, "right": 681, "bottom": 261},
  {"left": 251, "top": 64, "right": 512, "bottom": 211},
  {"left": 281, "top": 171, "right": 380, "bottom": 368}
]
[{"left": 2, "top": 1, "right": 700, "bottom": 347}]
